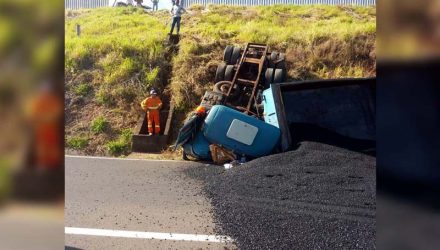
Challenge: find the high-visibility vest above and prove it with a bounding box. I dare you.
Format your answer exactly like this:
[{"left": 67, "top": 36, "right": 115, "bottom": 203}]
[{"left": 141, "top": 96, "right": 162, "bottom": 111}]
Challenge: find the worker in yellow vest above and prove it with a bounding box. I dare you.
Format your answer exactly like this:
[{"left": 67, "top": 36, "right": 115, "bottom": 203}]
[{"left": 141, "top": 89, "right": 163, "bottom": 135}]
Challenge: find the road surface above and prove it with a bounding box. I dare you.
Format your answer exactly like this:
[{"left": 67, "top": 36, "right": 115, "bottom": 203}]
[{"left": 65, "top": 156, "right": 236, "bottom": 250}]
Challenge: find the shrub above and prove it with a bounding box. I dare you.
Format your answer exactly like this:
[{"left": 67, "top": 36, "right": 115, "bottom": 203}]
[
  {"left": 106, "top": 128, "right": 132, "bottom": 156},
  {"left": 95, "top": 86, "right": 114, "bottom": 106},
  {"left": 120, "top": 128, "right": 132, "bottom": 142},
  {"left": 90, "top": 116, "right": 108, "bottom": 134},
  {"left": 73, "top": 83, "right": 91, "bottom": 96},
  {"left": 106, "top": 140, "right": 128, "bottom": 156},
  {"left": 67, "top": 136, "right": 89, "bottom": 149}
]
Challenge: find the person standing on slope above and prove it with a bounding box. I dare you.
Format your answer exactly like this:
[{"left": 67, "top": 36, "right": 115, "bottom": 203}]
[
  {"left": 151, "top": 0, "right": 159, "bottom": 11},
  {"left": 141, "top": 89, "right": 163, "bottom": 136},
  {"left": 169, "top": 0, "right": 186, "bottom": 35}
]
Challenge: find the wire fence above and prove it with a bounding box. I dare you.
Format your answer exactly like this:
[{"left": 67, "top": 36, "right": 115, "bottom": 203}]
[
  {"left": 65, "top": 0, "right": 375, "bottom": 10},
  {"left": 182, "top": 0, "right": 375, "bottom": 8},
  {"left": 65, "top": 0, "right": 110, "bottom": 9}
]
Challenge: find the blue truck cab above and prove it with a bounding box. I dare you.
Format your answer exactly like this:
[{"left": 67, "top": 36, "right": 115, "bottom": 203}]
[{"left": 181, "top": 105, "right": 281, "bottom": 160}]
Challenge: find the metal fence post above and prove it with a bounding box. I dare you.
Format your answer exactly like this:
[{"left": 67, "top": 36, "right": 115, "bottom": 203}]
[{"left": 76, "top": 24, "right": 81, "bottom": 37}]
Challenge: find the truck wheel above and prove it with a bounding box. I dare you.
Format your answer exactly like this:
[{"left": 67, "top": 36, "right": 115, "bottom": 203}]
[
  {"left": 224, "top": 65, "right": 235, "bottom": 81},
  {"left": 275, "top": 53, "right": 286, "bottom": 70},
  {"left": 223, "top": 45, "right": 233, "bottom": 64},
  {"left": 270, "top": 52, "right": 279, "bottom": 61},
  {"left": 269, "top": 52, "right": 279, "bottom": 68},
  {"left": 278, "top": 53, "right": 286, "bottom": 61},
  {"left": 230, "top": 47, "right": 241, "bottom": 65},
  {"left": 276, "top": 60, "right": 286, "bottom": 70},
  {"left": 213, "top": 81, "right": 240, "bottom": 98},
  {"left": 265, "top": 67, "right": 275, "bottom": 86},
  {"left": 273, "top": 68, "right": 285, "bottom": 83},
  {"left": 215, "top": 63, "right": 227, "bottom": 83},
  {"left": 182, "top": 150, "right": 189, "bottom": 161}
]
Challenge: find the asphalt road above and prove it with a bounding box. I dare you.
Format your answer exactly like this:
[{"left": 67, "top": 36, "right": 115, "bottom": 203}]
[
  {"left": 66, "top": 143, "right": 375, "bottom": 250},
  {"left": 65, "top": 156, "right": 236, "bottom": 250}
]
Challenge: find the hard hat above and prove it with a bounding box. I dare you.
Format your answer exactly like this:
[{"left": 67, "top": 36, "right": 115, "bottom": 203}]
[
  {"left": 150, "top": 89, "right": 157, "bottom": 95},
  {"left": 195, "top": 106, "right": 206, "bottom": 114}
]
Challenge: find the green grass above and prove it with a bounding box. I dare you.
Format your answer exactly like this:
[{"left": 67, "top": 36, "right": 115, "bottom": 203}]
[
  {"left": 73, "top": 83, "right": 91, "bottom": 96},
  {"left": 106, "top": 128, "right": 132, "bottom": 156},
  {"left": 65, "top": 7, "right": 170, "bottom": 109},
  {"left": 184, "top": 4, "right": 375, "bottom": 44},
  {"left": 90, "top": 116, "right": 108, "bottom": 134},
  {"left": 66, "top": 136, "right": 89, "bottom": 149}
]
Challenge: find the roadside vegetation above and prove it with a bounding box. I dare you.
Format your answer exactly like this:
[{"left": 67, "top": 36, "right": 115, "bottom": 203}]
[
  {"left": 65, "top": 5, "right": 376, "bottom": 156},
  {"left": 90, "top": 116, "right": 108, "bottom": 134},
  {"left": 65, "top": 7, "right": 169, "bottom": 156},
  {"left": 105, "top": 129, "right": 132, "bottom": 156},
  {"left": 0, "top": 158, "right": 11, "bottom": 203},
  {"left": 66, "top": 136, "right": 89, "bottom": 150}
]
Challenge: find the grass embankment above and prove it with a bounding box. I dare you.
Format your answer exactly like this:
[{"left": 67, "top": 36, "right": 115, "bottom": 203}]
[
  {"left": 65, "top": 7, "right": 169, "bottom": 156},
  {"left": 170, "top": 4, "right": 376, "bottom": 110},
  {"left": 65, "top": 5, "right": 376, "bottom": 156}
]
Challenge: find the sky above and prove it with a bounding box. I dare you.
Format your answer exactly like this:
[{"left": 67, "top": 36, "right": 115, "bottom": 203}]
[{"left": 157, "top": 1, "right": 173, "bottom": 9}]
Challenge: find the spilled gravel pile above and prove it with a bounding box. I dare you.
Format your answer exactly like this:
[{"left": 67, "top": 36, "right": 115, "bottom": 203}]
[{"left": 186, "top": 141, "right": 376, "bottom": 249}]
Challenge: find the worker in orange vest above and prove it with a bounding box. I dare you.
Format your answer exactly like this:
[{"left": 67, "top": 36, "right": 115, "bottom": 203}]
[
  {"left": 141, "top": 89, "right": 163, "bottom": 135},
  {"left": 26, "top": 82, "right": 63, "bottom": 170}
]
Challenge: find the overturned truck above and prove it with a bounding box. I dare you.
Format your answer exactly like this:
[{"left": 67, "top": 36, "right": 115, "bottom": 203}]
[{"left": 175, "top": 43, "right": 375, "bottom": 162}]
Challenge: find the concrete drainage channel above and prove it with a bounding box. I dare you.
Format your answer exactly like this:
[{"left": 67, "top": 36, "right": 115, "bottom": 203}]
[
  {"left": 131, "top": 34, "right": 179, "bottom": 154},
  {"left": 131, "top": 101, "right": 174, "bottom": 153}
]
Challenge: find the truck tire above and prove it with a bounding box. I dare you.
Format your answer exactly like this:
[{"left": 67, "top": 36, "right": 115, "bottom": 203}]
[
  {"left": 276, "top": 60, "right": 286, "bottom": 70},
  {"left": 278, "top": 53, "right": 285, "bottom": 61},
  {"left": 213, "top": 81, "right": 240, "bottom": 99},
  {"left": 270, "top": 52, "right": 279, "bottom": 61},
  {"left": 223, "top": 45, "right": 233, "bottom": 64},
  {"left": 275, "top": 53, "right": 286, "bottom": 70},
  {"left": 269, "top": 52, "right": 279, "bottom": 68},
  {"left": 224, "top": 65, "right": 235, "bottom": 81},
  {"left": 215, "top": 63, "right": 227, "bottom": 83},
  {"left": 273, "top": 68, "right": 285, "bottom": 83},
  {"left": 230, "top": 47, "right": 241, "bottom": 65},
  {"left": 265, "top": 67, "right": 275, "bottom": 86},
  {"left": 182, "top": 150, "right": 189, "bottom": 161}
]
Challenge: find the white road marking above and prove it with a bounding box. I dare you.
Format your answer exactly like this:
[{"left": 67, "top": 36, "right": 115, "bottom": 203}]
[
  {"left": 65, "top": 227, "right": 233, "bottom": 243},
  {"left": 65, "top": 155, "right": 187, "bottom": 163}
]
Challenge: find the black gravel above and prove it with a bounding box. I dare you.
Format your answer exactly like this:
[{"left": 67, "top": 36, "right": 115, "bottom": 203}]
[{"left": 185, "top": 141, "right": 376, "bottom": 249}]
